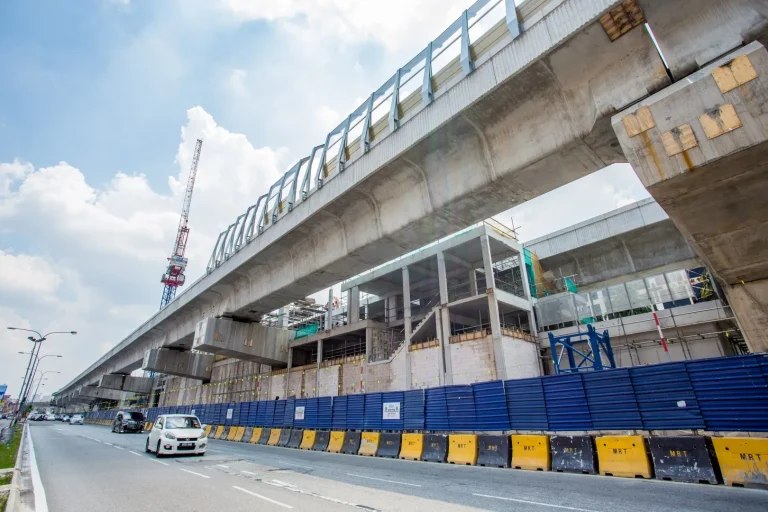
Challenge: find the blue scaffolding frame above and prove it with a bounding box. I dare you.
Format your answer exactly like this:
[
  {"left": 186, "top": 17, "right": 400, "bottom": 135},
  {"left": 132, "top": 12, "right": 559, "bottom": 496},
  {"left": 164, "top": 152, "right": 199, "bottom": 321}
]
[{"left": 549, "top": 324, "right": 616, "bottom": 374}]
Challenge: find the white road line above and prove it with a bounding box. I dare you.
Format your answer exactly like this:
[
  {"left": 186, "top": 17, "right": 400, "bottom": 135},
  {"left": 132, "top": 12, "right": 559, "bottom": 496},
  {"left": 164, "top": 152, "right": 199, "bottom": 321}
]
[
  {"left": 472, "top": 494, "right": 602, "bottom": 512},
  {"left": 27, "top": 428, "right": 50, "bottom": 512},
  {"left": 149, "top": 458, "right": 169, "bottom": 466},
  {"left": 179, "top": 468, "right": 210, "bottom": 479},
  {"left": 114, "top": 446, "right": 124, "bottom": 450},
  {"left": 216, "top": 464, "right": 230, "bottom": 468},
  {"left": 233, "top": 486, "right": 293, "bottom": 509},
  {"left": 129, "top": 451, "right": 142, "bottom": 456},
  {"left": 102, "top": 442, "right": 113, "bottom": 446},
  {"left": 277, "top": 461, "right": 315, "bottom": 470},
  {"left": 270, "top": 480, "right": 297, "bottom": 488},
  {"left": 348, "top": 474, "right": 422, "bottom": 487},
  {"left": 241, "top": 470, "right": 258, "bottom": 476}
]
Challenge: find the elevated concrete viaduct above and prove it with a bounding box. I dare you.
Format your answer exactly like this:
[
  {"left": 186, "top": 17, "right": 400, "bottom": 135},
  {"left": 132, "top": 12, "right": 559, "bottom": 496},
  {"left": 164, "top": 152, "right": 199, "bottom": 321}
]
[
  {"left": 57, "top": 0, "right": 768, "bottom": 398},
  {"left": 98, "top": 374, "right": 156, "bottom": 394}
]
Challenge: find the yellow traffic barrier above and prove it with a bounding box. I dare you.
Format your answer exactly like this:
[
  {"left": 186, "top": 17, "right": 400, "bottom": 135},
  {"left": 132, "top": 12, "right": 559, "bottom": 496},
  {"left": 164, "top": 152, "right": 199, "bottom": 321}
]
[
  {"left": 327, "top": 431, "right": 346, "bottom": 453},
  {"left": 226, "top": 427, "right": 237, "bottom": 441},
  {"left": 249, "top": 427, "right": 263, "bottom": 444},
  {"left": 145, "top": 422, "right": 152, "bottom": 431},
  {"left": 300, "top": 430, "right": 317, "bottom": 450},
  {"left": 267, "top": 428, "right": 282, "bottom": 446},
  {"left": 232, "top": 426, "right": 246, "bottom": 442},
  {"left": 213, "top": 425, "right": 224, "bottom": 440},
  {"left": 359, "top": 432, "right": 381, "bottom": 456},
  {"left": 448, "top": 434, "right": 478, "bottom": 466},
  {"left": 400, "top": 434, "right": 425, "bottom": 461},
  {"left": 712, "top": 437, "right": 768, "bottom": 487},
  {"left": 203, "top": 425, "right": 212, "bottom": 438},
  {"left": 512, "top": 435, "right": 551, "bottom": 471},
  {"left": 596, "top": 435, "right": 652, "bottom": 478}
]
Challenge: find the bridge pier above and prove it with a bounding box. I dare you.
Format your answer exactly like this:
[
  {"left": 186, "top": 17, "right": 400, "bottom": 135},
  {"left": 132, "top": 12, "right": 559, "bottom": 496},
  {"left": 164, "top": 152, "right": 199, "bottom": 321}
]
[
  {"left": 78, "top": 386, "right": 124, "bottom": 402},
  {"left": 613, "top": 42, "right": 768, "bottom": 352},
  {"left": 192, "top": 317, "right": 291, "bottom": 366},
  {"left": 142, "top": 348, "right": 215, "bottom": 381}
]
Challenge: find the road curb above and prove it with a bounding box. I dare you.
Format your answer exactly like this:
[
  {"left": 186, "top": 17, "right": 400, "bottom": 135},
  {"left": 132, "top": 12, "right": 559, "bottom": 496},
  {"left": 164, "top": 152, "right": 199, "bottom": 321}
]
[{"left": 5, "top": 422, "right": 26, "bottom": 512}]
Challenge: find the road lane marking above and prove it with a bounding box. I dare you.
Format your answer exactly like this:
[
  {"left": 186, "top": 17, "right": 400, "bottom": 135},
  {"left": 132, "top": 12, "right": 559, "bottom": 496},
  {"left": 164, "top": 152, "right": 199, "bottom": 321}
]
[
  {"left": 241, "top": 470, "right": 258, "bottom": 476},
  {"left": 180, "top": 468, "right": 210, "bottom": 479},
  {"left": 129, "top": 451, "right": 142, "bottom": 456},
  {"left": 114, "top": 446, "right": 124, "bottom": 450},
  {"left": 277, "top": 461, "right": 315, "bottom": 470},
  {"left": 348, "top": 474, "right": 422, "bottom": 487},
  {"left": 472, "top": 494, "right": 602, "bottom": 512},
  {"left": 149, "top": 459, "right": 169, "bottom": 466},
  {"left": 103, "top": 442, "right": 113, "bottom": 446},
  {"left": 216, "top": 464, "right": 230, "bottom": 468},
  {"left": 27, "top": 428, "right": 50, "bottom": 512},
  {"left": 270, "top": 480, "right": 297, "bottom": 488},
  {"left": 233, "top": 486, "right": 293, "bottom": 509}
]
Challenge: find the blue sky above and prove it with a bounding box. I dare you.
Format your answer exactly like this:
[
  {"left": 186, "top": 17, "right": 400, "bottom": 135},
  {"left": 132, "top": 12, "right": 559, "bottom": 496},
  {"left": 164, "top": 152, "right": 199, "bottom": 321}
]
[{"left": 0, "top": 0, "right": 649, "bottom": 397}]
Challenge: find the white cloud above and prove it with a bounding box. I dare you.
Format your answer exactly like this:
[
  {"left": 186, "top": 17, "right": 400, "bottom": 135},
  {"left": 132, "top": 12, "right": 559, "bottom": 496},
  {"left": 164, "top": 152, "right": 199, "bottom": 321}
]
[
  {"left": 0, "top": 159, "right": 33, "bottom": 197},
  {"left": 0, "top": 250, "right": 62, "bottom": 296},
  {"left": 227, "top": 68, "right": 249, "bottom": 97}
]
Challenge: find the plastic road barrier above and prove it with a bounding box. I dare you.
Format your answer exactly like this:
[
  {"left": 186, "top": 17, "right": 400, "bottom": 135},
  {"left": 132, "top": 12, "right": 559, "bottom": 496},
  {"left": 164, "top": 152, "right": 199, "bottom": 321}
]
[
  {"left": 477, "top": 435, "right": 510, "bottom": 468},
  {"left": 596, "top": 436, "right": 652, "bottom": 478},
  {"left": 300, "top": 430, "right": 317, "bottom": 450},
  {"left": 250, "top": 427, "right": 263, "bottom": 444},
  {"left": 377, "top": 433, "right": 402, "bottom": 458},
  {"left": 342, "top": 432, "right": 362, "bottom": 455},
  {"left": 146, "top": 422, "right": 153, "bottom": 432},
  {"left": 218, "top": 426, "right": 231, "bottom": 440},
  {"left": 512, "top": 435, "right": 551, "bottom": 471},
  {"left": 422, "top": 434, "right": 448, "bottom": 463},
  {"left": 551, "top": 435, "right": 597, "bottom": 474},
  {"left": 258, "top": 428, "right": 272, "bottom": 445},
  {"left": 448, "top": 435, "right": 478, "bottom": 466},
  {"left": 359, "top": 432, "right": 381, "bottom": 456},
  {"left": 287, "top": 429, "right": 303, "bottom": 449},
  {"left": 278, "top": 428, "right": 292, "bottom": 447},
  {"left": 314, "top": 431, "right": 331, "bottom": 451},
  {"left": 327, "top": 431, "right": 346, "bottom": 453},
  {"left": 213, "top": 426, "right": 224, "bottom": 440},
  {"left": 267, "top": 428, "right": 282, "bottom": 446},
  {"left": 228, "top": 426, "right": 243, "bottom": 442},
  {"left": 241, "top": 427, "right": 254, "bottom": 443},
  {"left": 400, "top": 434, "right": 425, "bottom": 460},
  {"left": 711, "top": 437, "right": 768, "bottom": 487},
  {"left": 649, "top": 436, "right": 719, "bottom": 484},
  {"left": 203, "top": 425, "right": 212, "bottom": 438}
]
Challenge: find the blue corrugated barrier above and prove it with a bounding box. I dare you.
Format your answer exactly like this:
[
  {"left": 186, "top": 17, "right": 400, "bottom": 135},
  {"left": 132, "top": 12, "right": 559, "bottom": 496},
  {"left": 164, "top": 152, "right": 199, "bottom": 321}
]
[{"left": 85, "top": 354, "right": 768, "bottom": 433}]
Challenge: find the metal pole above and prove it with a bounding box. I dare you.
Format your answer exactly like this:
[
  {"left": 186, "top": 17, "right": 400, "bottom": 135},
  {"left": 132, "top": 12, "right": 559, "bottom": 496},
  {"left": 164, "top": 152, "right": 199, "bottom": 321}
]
[
  {"left": 652, "top": 305, "right": 672, "bottom": 362},
  {"left": 18, "top": 341, "right": 42, "bottom": 414},
  {"left": 17, "top": 348, "right": 37, "bottom": 414}
]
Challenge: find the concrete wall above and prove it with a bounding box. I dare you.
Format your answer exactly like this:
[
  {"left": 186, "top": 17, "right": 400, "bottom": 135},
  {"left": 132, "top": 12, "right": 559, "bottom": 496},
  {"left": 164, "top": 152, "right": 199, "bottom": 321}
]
[
  {"left": 317, "top": 366, "right": 339, "bottom": 397},
  {"left": 450, "top": 338, "right": 495, "bottom": 384},
  {"left": 501, "top": 336, "right": 541, "bottom": 379}
]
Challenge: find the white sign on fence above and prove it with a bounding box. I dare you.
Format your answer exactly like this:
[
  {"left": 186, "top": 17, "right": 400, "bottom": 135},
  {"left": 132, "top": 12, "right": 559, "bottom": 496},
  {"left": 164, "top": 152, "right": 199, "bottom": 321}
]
[
  {"left": 226, "top": 408, "right": 233, "bottom": 420},
  {"left": 295, "top": 406, "right": 306, "bottom": 420},
  {"left": 191, "top": 409, "right": 196, "bottom": 416},
  {"left": 383, "top": 402, "right": 401, "bottom": 420}
]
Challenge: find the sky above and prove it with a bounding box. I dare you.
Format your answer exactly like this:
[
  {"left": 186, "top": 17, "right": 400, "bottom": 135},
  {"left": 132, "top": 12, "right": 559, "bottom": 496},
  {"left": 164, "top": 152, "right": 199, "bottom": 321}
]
[{"left": 0, "top": 0, "right": 650, "bottom": 399}]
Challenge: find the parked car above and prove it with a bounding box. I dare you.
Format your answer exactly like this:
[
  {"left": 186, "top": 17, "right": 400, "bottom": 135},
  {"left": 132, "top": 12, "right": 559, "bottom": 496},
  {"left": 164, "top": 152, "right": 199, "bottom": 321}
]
[
  {"left": 70, "top": 414, "right": 84, "bottom": 425},
  {"left": 62, "top": 415, "right": 71, "bottom": 422},
  {"left": 112, "top": 411, "right": 145, "bottom": 433},
  {"left": 45, "top": 413, "right": 56, "bottom": 421},
  {"left": 145, "top": 414, "right": 207, "bottom": 457}
]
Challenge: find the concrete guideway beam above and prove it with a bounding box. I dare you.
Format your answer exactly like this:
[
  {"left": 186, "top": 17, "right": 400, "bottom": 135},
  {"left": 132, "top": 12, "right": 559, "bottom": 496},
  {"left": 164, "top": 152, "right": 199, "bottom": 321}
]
[
  {"left": 121, "top": 376, "right": 155, "bottom": 394},
  {"left": 77, "top": 386, "right": 124, "bottom": 401},
  {"left": 612, "top": 42, "right": 768, "bottom": 352},
  {"left": 192, "top": 317, "right": 292, "bottom": 366},
  {"left": 98, "top": 374, "right": 125, "bottom": 391},
  {"left": 142, "top": 348, "right": 214, "bottom": 381}
]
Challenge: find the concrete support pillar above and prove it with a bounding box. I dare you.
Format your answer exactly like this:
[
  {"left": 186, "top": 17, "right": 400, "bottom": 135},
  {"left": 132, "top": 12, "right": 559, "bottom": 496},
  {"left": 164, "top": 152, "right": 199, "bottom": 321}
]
[
  {"left": 348, "top": 286, "right": 360, "bottom": 323},
  {"left": 385, "top": 295, "right": 398, "bottom": 324},
  {"left": 326, "top": 288, "right": 333, "bottom": 330},
  {"left": 365, "top": 326, "right": 373, "bottom": 361},
  {"left": 315, "top": 339, "right": 323, "bottom": 394},
  {"left": 437, "top": 252, "right": 449, "bottom": 304},
  {"left": 436, "top": 252, "right": 453, "bottom": 384},
  {"left": 284, "top": 348, "right": 293, "bottom": 399},
  {"left": 481, "top": 234, "right": 506, "bottom": 380},
  {"left": 434, "top": 308, "right": 446, "bottom": 386},
  {"left": 469, "top": 268, "right": 478, "bottom": 296},
  {"left": 440, "top": 307, "right": 454, "bottom": 385},
  {"left": 278, "top": 307, "right": 288, "bottom": 329},
  {"left": 403, "top": 266, "right": 413, "bottom": 390},
  {"left": 516, "top": 252, "right": 538, "bottom": 336}
]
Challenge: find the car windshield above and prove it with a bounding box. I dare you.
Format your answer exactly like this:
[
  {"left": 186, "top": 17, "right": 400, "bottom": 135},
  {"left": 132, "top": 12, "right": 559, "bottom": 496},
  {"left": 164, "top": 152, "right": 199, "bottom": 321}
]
[
  {"left": 165, "top": 417, "right": 200, "bottom": 429},
  {"left": 128, "top": 412, "right": 144, "bottom": 420}
]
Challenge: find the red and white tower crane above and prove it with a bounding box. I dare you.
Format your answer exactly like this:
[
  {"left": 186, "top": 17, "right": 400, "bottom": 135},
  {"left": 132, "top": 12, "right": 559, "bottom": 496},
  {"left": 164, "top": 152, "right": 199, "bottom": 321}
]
[{"left": 160, "top": 138, "right": 203, "bottom": 309}]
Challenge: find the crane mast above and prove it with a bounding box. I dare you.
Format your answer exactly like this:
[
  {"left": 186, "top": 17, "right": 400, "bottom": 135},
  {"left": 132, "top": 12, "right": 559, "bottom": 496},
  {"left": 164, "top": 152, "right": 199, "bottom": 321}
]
[{"left": 160, "top": 138, "right": 203, "bottom": 309}]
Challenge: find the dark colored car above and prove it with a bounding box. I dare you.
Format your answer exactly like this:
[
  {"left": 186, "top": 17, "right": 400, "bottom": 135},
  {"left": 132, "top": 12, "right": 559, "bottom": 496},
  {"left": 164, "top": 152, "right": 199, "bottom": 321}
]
[{"left": 111, "top": 411, "right": 145, "bottom": 433}]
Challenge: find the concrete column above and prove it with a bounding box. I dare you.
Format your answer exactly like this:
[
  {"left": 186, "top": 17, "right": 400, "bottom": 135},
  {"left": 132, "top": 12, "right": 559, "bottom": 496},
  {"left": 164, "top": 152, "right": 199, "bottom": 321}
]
[
  {"left": 437, "top": 252, "right": 449, "bottom": 304},
  {"left": 403, "top": 266, "right": 413, "bottom": 390},
  {"left": 436, "top": 252, "right": 453, "bottom": 384},
  {"left": 481, "top": 234, "right": 506, "bottom": 380},
  {"left": 516, "top": 252, "right": 538, "bottom": 335},
  {"left": 440, "top": 307, "right": 454, "bottom": 385},
  {"left": 469, "top": 268, "right": 478, "bottom": 296},
  {"left": 348, "top": 286, "right": 360, "bottom": 323},
  {"left": 326, "top": 288, "right": 333, "bottom": 330},
  {"left": 278, "top": 307, "right": 288, "bottom": 329},
  {"left": 315, "top": 339, "right": 323, "bottom": 395},
  {"left": 434, "top": 308, "right": 446, "bottom": 386},
  {"left": 283, "top": 348, "right": 293, "bottom": 399},
  {"left": 365, "top": 326, "right": 373, "bottom": 361}
]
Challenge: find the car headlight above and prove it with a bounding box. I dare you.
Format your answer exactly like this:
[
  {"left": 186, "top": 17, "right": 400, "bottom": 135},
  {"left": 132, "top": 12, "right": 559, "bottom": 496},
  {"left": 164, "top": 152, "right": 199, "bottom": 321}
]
[
  {"left": 164, "top": 432, "right": 176, "bottom": 440},
  {"left": 199, "top": 431, "right": 208, "bottom": 439}
]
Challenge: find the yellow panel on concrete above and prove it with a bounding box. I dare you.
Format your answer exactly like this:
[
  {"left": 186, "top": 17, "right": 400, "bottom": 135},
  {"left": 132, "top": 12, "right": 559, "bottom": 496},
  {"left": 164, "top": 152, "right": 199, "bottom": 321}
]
[
  {"left": 359, "top": 432, "right": 381, "bottom": 457},
  {"left": 300, "top": 430, "right": 317, "bottom": 450},
  {"left": 400, "top": 434, "right": 424, "bottom": 461},
  {"left": 448, "top": 435, "right": 478, "bottom": 466},
  {"left": 232, "top": 426, "right": 246, "bottom": 442},
  {"left": 327, "top": 431, "right": 346, "bottom": 453},
  {"left": 203, "top": 425, "right": 212, "bottom": 438},
  {"left": 712, "top": 437, "right": 768, "bottom": 487},
  {"left": 267, "top": 429, "right": 282, "bottom": 446},
  {"left": 249, "top": 427, "right": 263, "bottom": 444},
  {"left": 512, "top": 435, "right": 551, "bottom": 471},
  {"left": 213, "top": 426, "right": 224, "bottom": 440},
  {"left": 596, "top": 436, "right": 652, "bottom": 478}
]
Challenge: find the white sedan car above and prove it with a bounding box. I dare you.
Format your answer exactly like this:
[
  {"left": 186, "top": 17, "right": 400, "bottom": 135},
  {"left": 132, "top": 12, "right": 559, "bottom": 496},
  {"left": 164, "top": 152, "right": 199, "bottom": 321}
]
[{"left": 145, "top": 414, "right": 207, "bottom": 457}]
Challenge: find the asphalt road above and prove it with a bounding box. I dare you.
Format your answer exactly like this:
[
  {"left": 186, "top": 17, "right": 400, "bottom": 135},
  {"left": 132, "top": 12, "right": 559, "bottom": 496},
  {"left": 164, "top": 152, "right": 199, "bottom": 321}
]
[{"left": 27, "top": 422, "right": 768, "bottom": 512}]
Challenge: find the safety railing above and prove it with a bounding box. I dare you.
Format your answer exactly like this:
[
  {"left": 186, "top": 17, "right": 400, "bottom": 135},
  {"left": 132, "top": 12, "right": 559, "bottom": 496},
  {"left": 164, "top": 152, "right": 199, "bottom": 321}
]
[{"left": 206, "top": 0, "right": 526, "bottom": 274}]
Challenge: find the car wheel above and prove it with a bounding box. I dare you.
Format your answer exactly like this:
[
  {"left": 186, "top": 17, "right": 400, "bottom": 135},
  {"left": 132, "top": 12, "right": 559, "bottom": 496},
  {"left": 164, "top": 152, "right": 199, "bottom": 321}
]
[
  {"left": 145, "top": 438, "right": 151, "bottom": 453},
  {"left": 199, "top": 452, "right": 206, "bottom": 457},
  {"left": 155, "top": 440, "right": 163, "bottom": 458}
]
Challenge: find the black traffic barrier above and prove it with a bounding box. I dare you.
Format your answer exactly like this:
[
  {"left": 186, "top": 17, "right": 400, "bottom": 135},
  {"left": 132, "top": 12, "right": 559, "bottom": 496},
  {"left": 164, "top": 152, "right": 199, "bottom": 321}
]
[
  {"left": 278, "top": 429, "right": 292, "bottom": 447},
  {"left": 551, "top": 435, "right": 598, "bottom": 474},
  {"left": 422, "top": 434, "right": 448, "bottom": 463},
  {"left": 287, "top": 429, "right": 304, "bottom": 449},
  {"left": 258, "top": 428, "right": 272, "bottom": 445},
  {"left": 313, "top": 431, "right": 330, "bottom": 451},
  {"left": 649, "top": 436, "right": 720, "bottom": 484},
  {"left": 477, "top": 435, "right": 510, "bottom": 468},
  {"left": 342, "top": 432, "right": 362, "bottom": 455},
  {"left": 217, "top": 426, "right": 230, "bottom": 440},
  {"left": 241, "top": 427, "right": 254, "bottom": 443},
  {"left": 377, "top": 433, "right": 402, "bottom": 459}
]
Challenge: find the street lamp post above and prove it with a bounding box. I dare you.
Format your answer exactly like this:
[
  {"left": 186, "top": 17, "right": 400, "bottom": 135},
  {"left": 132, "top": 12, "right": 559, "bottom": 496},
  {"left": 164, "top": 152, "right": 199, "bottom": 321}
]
[
  {"left": 7, "top": 327, "right": 75, "bottom": 416},
  {"left": 30, "top": 371, "right": 59, "bottom": 404},
  {"left": 22, "top": 354, "right": 63, "bottom": 404}
]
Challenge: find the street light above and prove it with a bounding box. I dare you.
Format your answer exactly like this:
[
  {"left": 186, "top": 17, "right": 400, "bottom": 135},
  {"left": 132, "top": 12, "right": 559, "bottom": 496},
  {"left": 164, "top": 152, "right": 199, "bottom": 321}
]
[
  {"left": 7, "top": 327, "right": 75, "bottom": 416},
  {"left": 23, "top": 357, "right": 63, "bottom": 405},
  {"left": 30, "top": 371, "right": 59, "bottom": 404}
]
